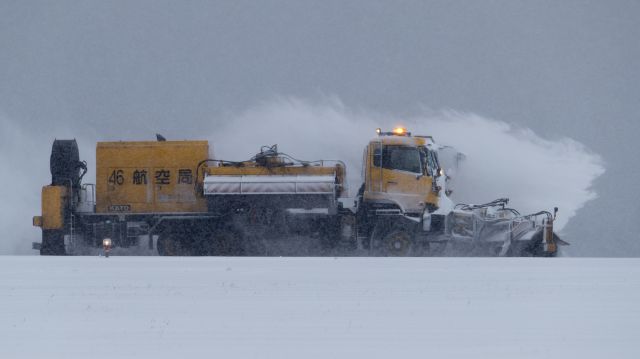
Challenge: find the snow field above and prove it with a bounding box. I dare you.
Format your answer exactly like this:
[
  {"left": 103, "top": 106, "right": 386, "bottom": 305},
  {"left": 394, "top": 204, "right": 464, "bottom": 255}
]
[{"left": 1, "top": 256, "right": 639, "bottom": 358}]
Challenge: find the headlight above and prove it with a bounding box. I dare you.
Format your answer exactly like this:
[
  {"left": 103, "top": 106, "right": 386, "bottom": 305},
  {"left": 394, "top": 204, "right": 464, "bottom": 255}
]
[{"left": 102, "top": 238, "right": 112, "bottom": 247}]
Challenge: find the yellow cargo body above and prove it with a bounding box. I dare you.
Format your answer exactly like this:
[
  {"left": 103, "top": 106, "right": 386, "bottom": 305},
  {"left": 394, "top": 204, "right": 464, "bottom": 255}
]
[
  {"left": 96, "top": 141, "right": 209, "bottom": 214},
  {"left": 42, "top": 185, "right": 67, "bottom": 230}
]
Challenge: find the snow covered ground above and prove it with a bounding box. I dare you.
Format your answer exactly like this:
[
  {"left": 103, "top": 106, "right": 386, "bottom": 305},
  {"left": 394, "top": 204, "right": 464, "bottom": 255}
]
[{"left": 1, "top": 256, "right": 639, "bottom": 358}]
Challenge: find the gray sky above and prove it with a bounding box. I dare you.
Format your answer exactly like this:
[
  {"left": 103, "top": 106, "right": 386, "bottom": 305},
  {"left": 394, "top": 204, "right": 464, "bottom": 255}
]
[{"left": 1, "top": 0, "right": 639, "bottom": 255}]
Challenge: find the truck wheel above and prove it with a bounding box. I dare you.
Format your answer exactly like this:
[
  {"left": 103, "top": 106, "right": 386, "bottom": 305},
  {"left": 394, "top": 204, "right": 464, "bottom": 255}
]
[
  {"left": 370, "top": 223, "right": 413, "bottom": 257},
  {"left": 190, "top": 232, "right": 212, "bottom": 256},
  {"left": 40, "top": 230, "right": 66, "bottom": 255},
  {"left": 157, "top": 235, "right": 182, "bottom": 256},
  {"left": 319, "top": 216, "right": 356, "bottom": 254},
  {"left": 381, "top": 230, "right": 413, "bottom": 256},
  {"left": 211, "top": 228, "right": 244, "bottom": 256}
]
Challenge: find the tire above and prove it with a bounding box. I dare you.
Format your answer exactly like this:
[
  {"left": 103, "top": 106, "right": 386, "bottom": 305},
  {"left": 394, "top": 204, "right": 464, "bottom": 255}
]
[
  {"left": 381, "top": 229, "right": 414, "bottom": 256},
  {"left": 370, "top": 222, "right": 415, "bottom": 257},
  {"left": 210, "top": 228, "right": 244, "bottom": 256},
  {"left": 157, "top": 234, "right": 183, "bottom": 256}
]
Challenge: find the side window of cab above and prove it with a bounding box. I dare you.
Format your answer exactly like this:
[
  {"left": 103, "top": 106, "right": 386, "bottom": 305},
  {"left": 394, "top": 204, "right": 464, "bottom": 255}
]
[{"left": 373, "top": 146, "right": 382, "bottom": 167}]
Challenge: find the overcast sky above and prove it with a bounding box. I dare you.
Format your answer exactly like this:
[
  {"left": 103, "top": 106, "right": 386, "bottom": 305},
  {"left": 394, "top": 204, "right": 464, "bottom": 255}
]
[{"left": 1, "top": 0, "right": 638, "bottom": 255}]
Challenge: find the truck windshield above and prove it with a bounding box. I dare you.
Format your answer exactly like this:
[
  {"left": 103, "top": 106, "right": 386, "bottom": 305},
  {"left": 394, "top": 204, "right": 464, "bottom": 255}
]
[{"left": 374, "top": 145, "right": 422, "bottom": 173}]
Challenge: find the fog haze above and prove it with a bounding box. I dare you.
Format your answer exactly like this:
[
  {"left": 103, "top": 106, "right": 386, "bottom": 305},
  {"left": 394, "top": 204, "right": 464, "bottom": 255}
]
[{"left": 1, "top": 1, "right": 638, "bottom": 255}]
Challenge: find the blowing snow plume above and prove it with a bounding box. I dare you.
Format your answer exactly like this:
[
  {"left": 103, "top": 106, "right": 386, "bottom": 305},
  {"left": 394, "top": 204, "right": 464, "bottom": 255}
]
[
  {"left": 210, "top": 98, "right": 604, "bottom": 232},
  {"left": 0, "top": 115, "right": 47, "bottom": 254},
  {"left": 0, "top": 113, "right": 96, "bottom": 255}
]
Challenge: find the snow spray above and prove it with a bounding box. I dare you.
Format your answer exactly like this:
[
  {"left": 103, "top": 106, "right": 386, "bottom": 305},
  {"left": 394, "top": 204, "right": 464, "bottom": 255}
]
[
  {"left": 0, "top": 114, "right": 97, "bottom": 254},
  {"left": 209, "top": 97, "right": 605, "bottom": 232}
]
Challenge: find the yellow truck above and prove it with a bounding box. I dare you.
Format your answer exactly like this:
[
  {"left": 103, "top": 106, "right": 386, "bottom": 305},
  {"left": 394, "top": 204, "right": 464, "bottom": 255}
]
[{"left": 33, "top": 129, "right": 562, "bottom": 256}]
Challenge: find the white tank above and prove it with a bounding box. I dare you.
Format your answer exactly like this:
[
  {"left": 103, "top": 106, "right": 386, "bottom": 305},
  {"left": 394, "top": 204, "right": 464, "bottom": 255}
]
[{"left": 76, "top": 185, "right": 95, "bottom": 213}]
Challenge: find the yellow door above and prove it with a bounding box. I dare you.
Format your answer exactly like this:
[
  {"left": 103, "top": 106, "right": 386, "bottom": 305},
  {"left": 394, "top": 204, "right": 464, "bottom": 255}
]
[
  {"left": 367, "top": 142, "right": 384, "bottom": 192},
  {"left": 371, "top": 143, "right": 424, "bottom": 194}
]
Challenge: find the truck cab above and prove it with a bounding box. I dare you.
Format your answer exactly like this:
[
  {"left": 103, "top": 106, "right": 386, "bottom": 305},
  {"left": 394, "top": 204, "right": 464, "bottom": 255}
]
[{"left": 361, "top": 127, "right": 442, "bottom": 216}]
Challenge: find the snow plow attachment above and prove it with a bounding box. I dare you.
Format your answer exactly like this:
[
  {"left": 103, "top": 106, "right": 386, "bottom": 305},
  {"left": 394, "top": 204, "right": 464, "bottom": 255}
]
[{"left": 444, "top": 198, "right": 566, "bottom": 257}]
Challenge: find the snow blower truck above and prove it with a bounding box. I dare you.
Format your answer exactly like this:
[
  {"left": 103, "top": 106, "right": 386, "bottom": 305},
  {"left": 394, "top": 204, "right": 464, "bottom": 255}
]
[
  {"left": 32, "top": 128, "right": 564, "bottom": 256},
  {"left": 349, "top": 127, "right": 565, "bottom": 256}
]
